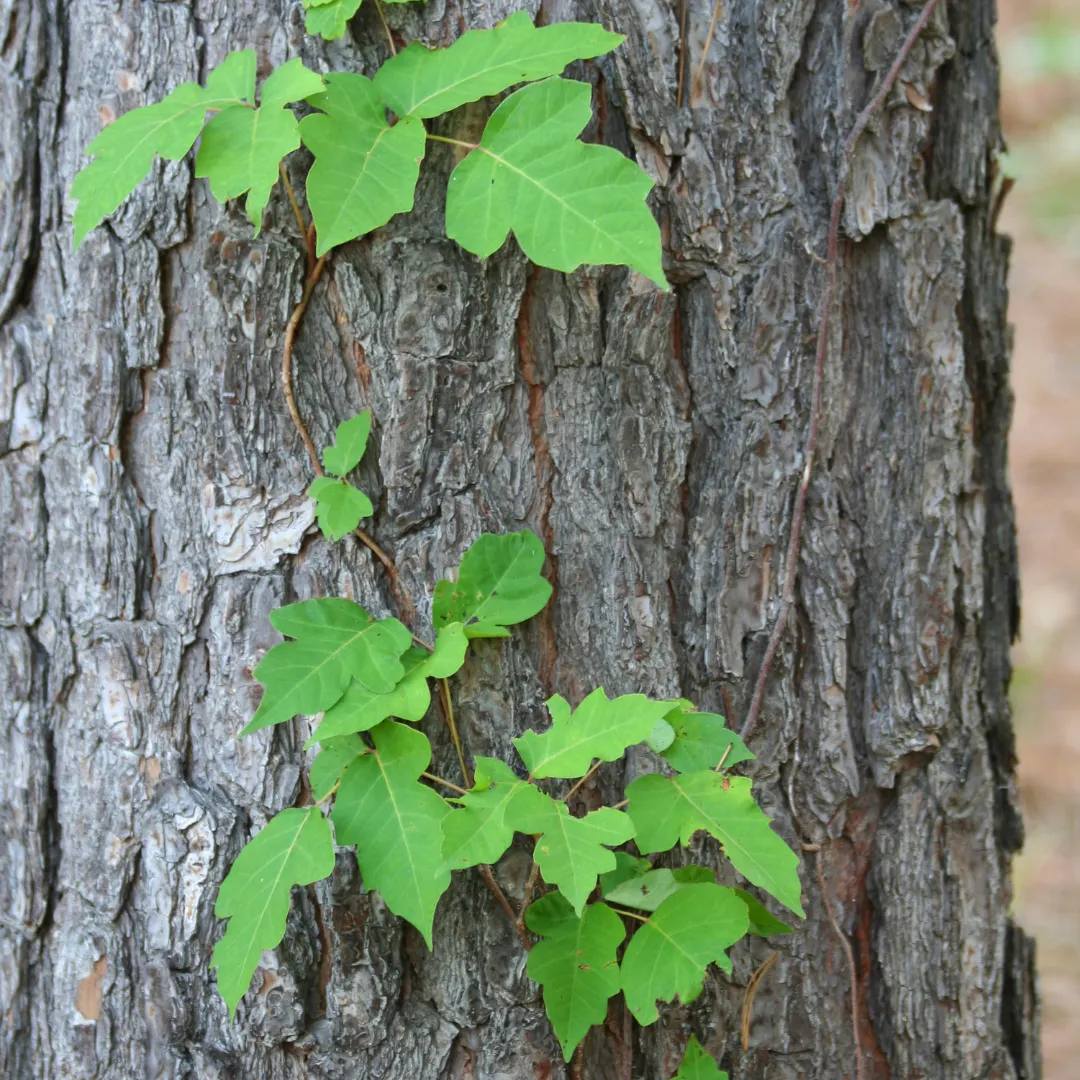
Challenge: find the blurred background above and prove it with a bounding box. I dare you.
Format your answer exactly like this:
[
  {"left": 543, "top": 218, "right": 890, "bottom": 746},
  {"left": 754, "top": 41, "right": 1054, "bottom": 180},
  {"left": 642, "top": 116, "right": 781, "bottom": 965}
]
[{"left": 998, "top": 2, "right": 1080, "bottom": 1075}]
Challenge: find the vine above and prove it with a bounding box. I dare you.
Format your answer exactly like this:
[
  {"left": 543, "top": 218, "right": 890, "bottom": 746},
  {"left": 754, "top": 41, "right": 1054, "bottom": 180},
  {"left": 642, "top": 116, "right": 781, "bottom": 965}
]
[{"left": 69, "top": 9, "right": 813, "bottom": 1077}]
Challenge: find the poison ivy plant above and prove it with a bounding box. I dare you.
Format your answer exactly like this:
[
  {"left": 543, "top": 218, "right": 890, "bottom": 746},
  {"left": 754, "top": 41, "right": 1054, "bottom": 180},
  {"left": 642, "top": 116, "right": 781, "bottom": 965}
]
[
  {"left": 309, "top": 410, "right": 376, "bottom": 540},
  {"left": 75, "top": 6, "right": 802, "bottom": 1061},
  {"left": 72, "top": 16, "right": 668, "bottom": 287},
  {"left": 673, "top": 1036, "right": 728, "bottom": 1080}
]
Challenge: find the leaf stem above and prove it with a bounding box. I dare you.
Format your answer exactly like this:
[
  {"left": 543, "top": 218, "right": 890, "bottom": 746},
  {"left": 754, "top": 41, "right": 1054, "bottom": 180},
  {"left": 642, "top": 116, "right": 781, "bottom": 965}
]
[
  {"left": 478, "top": 864, "right": 532, "bottom": 950},
  {"left": 609, "top": 906, "right": 649, "bottom": 923},
  {"left": 372, "top": 0, "right": 397, "bottom": 56},
  {"left": 713, "top": 742, "right": 733, "bottom": 772},
  {"left": 562, "top": 760, "right": 601, "bottom": 802},
  {"left": 314, "top": 780, "right": 341, "bottom": 806},
  {"left": 612, "top": 798, "right": 628, "bottom": 811},
  {"left": 426, "top": 133, "right": 479, "bottom": 151},
  {"left": 440, "top": 677, "right": 472, "bottom": 788},
  {"left": 421, "top": 771, "right": 469, "bottom": 796},
  {"left": 740, "top": 0, "right": 943, "bottom": 744},
  {"left": 516, "top": 858, "right": 542, "bottom": 940}
]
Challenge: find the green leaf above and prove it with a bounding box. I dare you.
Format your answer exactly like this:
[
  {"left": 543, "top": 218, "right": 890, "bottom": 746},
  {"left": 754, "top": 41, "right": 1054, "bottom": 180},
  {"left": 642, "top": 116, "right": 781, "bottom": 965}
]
[
  {"left": 310, "top": 734, "right": 367, "bottom": 800},
  {"left": 600, "top": 851, "right": 651, "bottom": 893},
  {"left": 307, "top": 623, "right": 468, "bottom": 746},
  {"left": 331, "top": 720, "right": 451, "bottom": 946},
  {"left": 600, "top": 860, "right": 719, "bottom": 913},
  {"left": 674, "top": 1036, "right": 727, "bottom": 1080},
  {"left": 646, "top": 718, "right": 676, "bottom": 754},
  {"left": 660, "top": 704, "right": 754, "bottom": 773},
  {"left": 446, "top": 78, "right": 665, "bottom": 287},
  {"left": 308, "top": 477, "right": 374, "bottom": 541},
  {"left": 433, "top": 530, "right": 552, "bottom": 639},
  {"left": 442, "top": 756, "right": 530, "bottom": 869},
  {"left": 195, "top": 59, "right": 323, "bottom": 231},
  {"left": 619, "top": 884, "right": 749, "bottom": 1025},
  {"left": 72, "top": 50, "right": 256, "bottom": 248},
  {"left": 212, "top": 806, "right": 335, "bottom": 1014},
  {"left": 514, "top": 688, "right": 675, "bottom": 780},
  {"left": 244, "top": 599, "right": 412, "bottom": 734},
  {"left": 323, "top": 411, "right": 372, "bottom": 477},
  {"left": 300, "top": 74, "right": 426, "bottom": 256},
  {"left": 505, "top": 786, "right": 634, "bottom": 915},
  {"left": 304, "top": 0, "right": 363, "bottom": 41},
  {"left": 372, "top": 11, "right": 623, "bottom": 120},
  {"left": 625, "top": 772, "right": 803, "bottom": 917},
  {"left": 525, "top": 892, "right": 625, "bottom": 1060},
  {"left": 733, "top": 887, "right": 792, "bottom": 937}
]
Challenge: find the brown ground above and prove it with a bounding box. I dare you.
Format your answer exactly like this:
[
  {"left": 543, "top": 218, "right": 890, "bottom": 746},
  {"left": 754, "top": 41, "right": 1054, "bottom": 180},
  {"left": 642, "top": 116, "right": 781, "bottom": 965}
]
[{"left": 997, "top": 3, "right": 1080, "bottom": 1076}]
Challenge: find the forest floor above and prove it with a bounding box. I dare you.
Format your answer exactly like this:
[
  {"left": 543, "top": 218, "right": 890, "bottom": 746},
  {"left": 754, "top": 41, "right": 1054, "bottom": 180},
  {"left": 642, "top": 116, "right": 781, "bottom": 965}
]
[{"left": 997, "top": 3, "right": 1080, "bottom": 1076}]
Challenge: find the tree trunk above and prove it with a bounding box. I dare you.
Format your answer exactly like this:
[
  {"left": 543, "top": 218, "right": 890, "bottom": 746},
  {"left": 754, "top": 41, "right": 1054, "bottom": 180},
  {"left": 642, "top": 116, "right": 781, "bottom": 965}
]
[{"left": 0, "top": 0, "right": 1040, "bottom": 1077}]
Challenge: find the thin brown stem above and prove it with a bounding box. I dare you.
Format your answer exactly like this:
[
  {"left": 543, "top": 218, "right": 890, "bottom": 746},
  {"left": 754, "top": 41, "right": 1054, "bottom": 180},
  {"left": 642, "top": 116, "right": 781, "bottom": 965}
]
[
  {"left": 440, "top": 677, "right": 471, "bottom": 787},
  {"left": 692, "top": 0, "right": 725, "bottom": 100},
  {"left": 515, "top": 858, "right": 543, "bottom": 938},
  {"left": 612, "top": 798, "right": 629, "bottom": 811},
  {"left": 282, "top": 254, "right": 329, "bottom": 475},
  {"left": 740, "top": 0, "right": 943, "bottom": 743},
  {"left": 713, "top": 741, "right": 734, "bottom": 772},
  {"left": 816, "top": 848, "right": 863, "bottom": 1080},
  {"left": 676, "top": 0, "right": 688, "bottom": 107},
  {"left": 281, "top": 254, "right": 417, "bottom": 625},
  {"left": 478, "top": 864, "right": 532, "bottom": 950},
  {"left": 279, "top": 162, "right": 312, "bottom": 272},
  {"left": 372, "top": 0, "right": 397, "bottom": 56},
  {"left": 562, "top": 760, "right": 601, "bottom": 802},
  {"left": 740, "top": 951, "right": 778, "bottom": 1051},
  {"left": 421, "top": 771, "right": 469, "bottom": 796}
]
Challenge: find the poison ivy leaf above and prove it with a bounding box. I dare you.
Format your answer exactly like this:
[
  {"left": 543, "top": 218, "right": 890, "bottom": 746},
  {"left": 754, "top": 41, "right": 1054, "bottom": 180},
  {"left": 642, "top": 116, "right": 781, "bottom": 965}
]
[
  {"left": 332, "top": 720, "right": 451, "bottom": 946},
  {"left": 660, "top": 704, "right": 754, "bottom": 773},
  {"left": 514, "top": 688, "right": 675, "bottom": 779},
  {"left": 446, "top": 78, "right": 665, "bottom": 287},
  {"left": 600, "top": 851, "right": 651, "bottom": 894},
  {"left": 525, "top": 892, "right": 625, "bottom": 1060},
  {"left": 646, "top": 718, "right": 676, "bottom": 754},
  {"left": 506, "top": 785, "right": 634, "bottom": 915},
  {"left": 674, "top": 1036, "right": 727, "bottom": 1080},
  {"left": 195, "top": 59, "right": 323, "bottom": 230},
  {"left": 308, "top": 477, "right": 374, "bottom": 541},
  {"left": 310, "top": 733, "right": 366, "bottom": 800},
  {"left": 433, "top": 530, "right": 552, "bottom": 638},
  {"left": 373, "top": 11, "right": 623, "bottom": 119},
  {"left": 442, "top": 756, "right": 531, "bottom": 869},
  {"left": 300, "top": 74, "right": 426, "bottom": 255},
  {"left": 600, "top": 860, "right": 718, "bottom": 913},
  {"left": 620, "top": 884, "right": 749, "bottom": 1025},
  {"left": 304, "top": 0, "right": 363, "bottom": 41},
  {"left": 625, "top": 772, "right": 803, "bottom": 916},
  {"left": 307, "top": 623, "right": 468, "bottom": 746},
  {"left": 733, "top": 887, "right": 792, "bottom": 937},
  {"left": 72, "top": 50, "right": 256, "bottom": 248},
  {"left": 323, "top": 411, "right": 372, "bottom": 477},
  {"left": 244, "top": 599, "right": 412, "bottom": 734},
  {"left": 212, "top": 806, "right": 335, "bottom": 1014}
]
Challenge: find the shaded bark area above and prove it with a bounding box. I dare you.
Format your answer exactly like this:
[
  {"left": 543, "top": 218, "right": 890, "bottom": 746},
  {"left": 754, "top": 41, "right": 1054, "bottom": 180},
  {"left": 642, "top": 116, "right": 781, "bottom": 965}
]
[{"left": 0, "top": 0, "right": 1039, "bottom": 1078}]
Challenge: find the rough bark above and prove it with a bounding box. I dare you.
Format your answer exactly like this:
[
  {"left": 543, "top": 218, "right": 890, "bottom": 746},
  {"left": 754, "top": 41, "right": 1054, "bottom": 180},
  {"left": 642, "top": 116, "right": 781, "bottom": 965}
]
[{"left": 0, "top": 0, "right": 1039, "bottom": 1078}]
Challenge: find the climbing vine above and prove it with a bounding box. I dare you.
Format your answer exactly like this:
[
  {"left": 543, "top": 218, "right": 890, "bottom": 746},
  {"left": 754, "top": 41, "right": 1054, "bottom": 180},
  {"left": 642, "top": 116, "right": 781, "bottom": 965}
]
[{"left": 70, "top": 8, "right": 807, "bottom": 1077}]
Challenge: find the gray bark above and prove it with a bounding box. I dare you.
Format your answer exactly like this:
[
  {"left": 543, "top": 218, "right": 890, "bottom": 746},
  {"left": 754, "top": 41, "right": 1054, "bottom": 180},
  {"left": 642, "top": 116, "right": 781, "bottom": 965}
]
[{"left": 0, "top": 0, "right": 1039, "bottom": 1077}]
